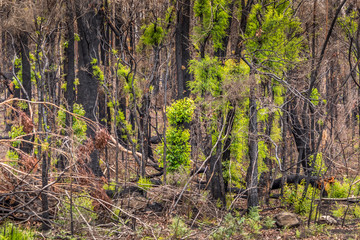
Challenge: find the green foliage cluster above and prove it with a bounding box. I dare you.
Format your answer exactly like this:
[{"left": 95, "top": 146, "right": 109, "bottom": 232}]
[
  {"left": 309, "top": 153, "right": 327, "bottom": 176},
  {"left": 58, "top": 103, "right": 87, "bottom": 143},
  {"left": 310, "top": 88, "right": 321, "bottom": 106},
  {"left": 273, "top": 84, "right": 285, "bottom": 105},
  {"left": 331, "top": 204, "right": 346, "bottom": 218},
  {"left": 116, "top": 62, "right": 131, "bottom": 80},
  {"left": 6, "top": 125, "right": 26, "bottom": 166},
  {"left": 245, "top": 3, "right": 303, "bottom": 73},
  {"left": 354, "top": 204, "right": 360, "bottom": 218},
  {"left": 167, "top": 98, "right": 196, "bottom": 126},
  {"left": 282, "top": 182, "right": 318, "bottom": 216},
  {"left": 12, "top": 58, "right": 22, "bottom": 89},
  {"left": 102, "top": 181, "right": 117, "bottom": 192},
  {"left": 0, "top": 222, "right": 34, "bottom": 240},
  {"left": 159, "top": 98, "right": 195, "bottom": 172},
  {"left": 339, "top": 10, "right": 358, "bottom": 36},
  {"left": 331, "top": 202, "right": 360, "bottom": 220},
  {"left": 245, "top": 207, "right": 262, "bottom": 236},
  {"left": 162, "top": 128, "right": 191, "bottom": 171},
  {"left": 115, "top": 109, "right": 133, "bottom": 138},
  {"left": 91, "top": 58, "right": 105, "bottom": 84},
  {"left": 270, "top": 110, "right": 282, "bottom": 142},
  {"left": 56, "top": 192, "right": 97, "bottom": 233},
  {"left": 170, "top": 216, "right": 192, "bottom": 239},
  {"left": 6, "top": 151, "right": 19, "bottom": 162},
  {"left": 116, "top": 62, "right": 140, "bottom": 103},
  {"left": 29, "top": 52, "right": 41, "bottom": 84},
  {"left": 329, "top": 178, "right": 360, "bottom": 198},
  {"left": 211, "top": 213, "right": 245, "bottom": 240},
  {"left": 8, "top": 125, "right": 25, "bottom": 148},
  {"left": 193, "top": 0, "right": 229, "bottom": 50},
  {"left": 211, "top": 207, "right": 264, "bottom": 240},
  {"left": 141, "top": 21, "right": 165, "bottom": 46},
  {"left": 137, "top": 177, "right": 153, "bottom": 191},
  {"left": 189, "top": 55, "right": 223, "bottom": 97}
]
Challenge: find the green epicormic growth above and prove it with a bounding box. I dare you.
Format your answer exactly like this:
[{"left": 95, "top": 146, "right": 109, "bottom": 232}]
[
  {"left": 193, "top": 0, "right": 229, "bottom": 51},
  {"left": 167, "top": 97, "right": 196, "bottom": 126},
  {"left": 159, "top": 98, "right": 195, "bottom": 172},
  {"left": 141, "top": 21, "right": 165, "bottom": 46},
  {"left": 245, "top": 3, "right": 302, "bottom": 73}
]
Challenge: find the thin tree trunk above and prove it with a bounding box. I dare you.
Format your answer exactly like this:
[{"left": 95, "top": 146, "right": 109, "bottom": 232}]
[
  {"left": 247, "top": 71, "right": 259, "bottom": 209},
  {"left": 19, "top": 32, "right": 33, "bottom": 154}
]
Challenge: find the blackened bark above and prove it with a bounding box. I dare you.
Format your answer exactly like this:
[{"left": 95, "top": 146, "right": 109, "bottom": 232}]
[
  {"left": 175, "top": 0, "right": 191, "bottom": 99},
  {"left": 19, "top": 33, "right": 33, "bottom": 154},
  {"left": 58, "top": 0, "right": 75, "bottom": 170},
  {"left": 289, "top": 101, "right": 311, "bottom": 174},
  {"left": 76, "top": 2, "right": 103, "bottom": 177},
  {"left": 98, "top": 88, "right": 106, "bottom": 126},
  {"left": 65, "top": 0, "right": 75, "bottom": 122},
  {"left": 100, "top": 0, "right": 110, "bottom": 66},
  {"left": 221, "top": 106, "right": 236, "bottom": 192},
  {"left": 209, "top": 139, "right": 226, "bottom": 206},
  {"left": 20, "top": 33, "right": 31, "bottom": 102},
  {"left": 139, "top": 95, "right": 150, "bottom": 177},
  {"left": 99, "top": 2, "right": 109, "bottom": 128},
  {"left": 247, "top": 71, "right": 259, "bottom": 209}
]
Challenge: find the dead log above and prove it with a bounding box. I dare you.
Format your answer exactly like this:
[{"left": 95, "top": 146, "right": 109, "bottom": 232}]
[
  {"left": 271, "top": 175, "right": 320, "bottom": 190},
  {"left": 315, "top": 197, "right": 360, "bottom": 203}
]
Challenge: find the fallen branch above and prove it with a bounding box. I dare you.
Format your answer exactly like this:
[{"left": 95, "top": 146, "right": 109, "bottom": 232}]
[
  {"left": 108, "top": 135, "right": 163, "bottom": 171},
  {"left": 315, "top": 197, "right": 360, "bottom": 203}
]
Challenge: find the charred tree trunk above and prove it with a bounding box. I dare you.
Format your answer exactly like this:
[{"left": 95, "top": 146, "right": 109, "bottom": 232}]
[
  {"left": 175, "top": 0, "right": 191, "bottom": 99},
  {"left": 207, "top": 116, "right": 226, "bottom": 206},
  {"left": 65, "top": 0, "right": 75, "bottom": 121},
  {"left": 19, "top": 33, "right": 32, "bottom": 154},
  {"left": 76, "top": 2, "right": 103, "bottom": 177},
  {"left": 20, "top": 33, "right": 31, "bottom": 102},
  {"left": 57, "top": 0, "right": 75, "bottom": 171}
]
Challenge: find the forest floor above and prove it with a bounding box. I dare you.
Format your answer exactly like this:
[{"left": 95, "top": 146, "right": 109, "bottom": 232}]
[
  {"left": 39, "top": 183, "right": 360, "bottom": 240},
  {"left": 0, "top": 107, "right": 359, "bottom": 239}
]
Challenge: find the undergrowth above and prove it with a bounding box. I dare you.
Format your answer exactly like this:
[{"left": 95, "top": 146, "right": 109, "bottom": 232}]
[{"left": 0, "top": 222, "right": 34, "bottom": 240}]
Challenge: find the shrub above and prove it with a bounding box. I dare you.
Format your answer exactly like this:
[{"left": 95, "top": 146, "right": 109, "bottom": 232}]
[
  {"left": 158, "top": 98, "right": 195, "bottom": 172},
  {"left": 211, "top": 213, "right": 245, "bottom": 240},
  {"left": 329, "top": 181, "right": 349, "bottom": 198},
  {"left": 282, "top": 182, "right": 318, "bottom": 216},
  {"left": 57, "top": 103, "right": 87, "bottom": 143},
  {"left": 0, "top": 222, "right": 34, "bottom": 240},
  {"left": 263, "top": 216, "right": 276, "bottom": 229},
  {"left": 166, "top": 98, "right": 195, "bottom": 126},
  {"left": 170, "top": 216, "right": 191, "bottom": 239},
  {"left": 137, "top": 177, "right": 153, "bottom": 191},
  {"left": 56, "top": 192, "right": 97, "bottom": 233}
]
